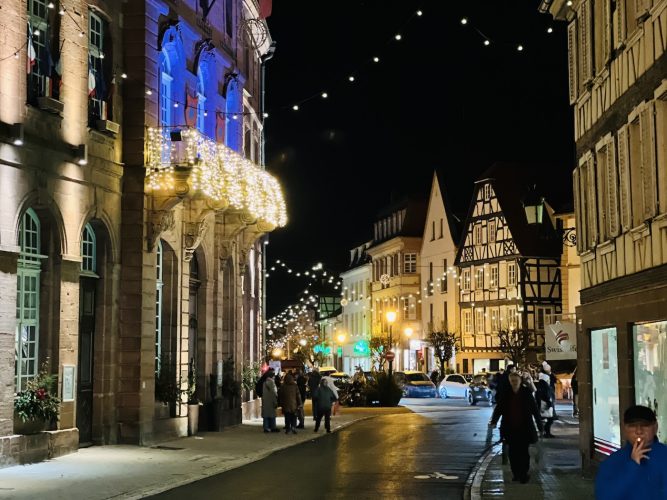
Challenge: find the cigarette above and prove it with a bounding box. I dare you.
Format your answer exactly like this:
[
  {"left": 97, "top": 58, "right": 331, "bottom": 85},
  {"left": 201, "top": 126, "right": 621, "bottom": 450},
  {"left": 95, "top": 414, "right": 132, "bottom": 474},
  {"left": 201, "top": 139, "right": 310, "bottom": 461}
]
[{"left": 637, "top": 438, "right": 642, "bottom": 442}]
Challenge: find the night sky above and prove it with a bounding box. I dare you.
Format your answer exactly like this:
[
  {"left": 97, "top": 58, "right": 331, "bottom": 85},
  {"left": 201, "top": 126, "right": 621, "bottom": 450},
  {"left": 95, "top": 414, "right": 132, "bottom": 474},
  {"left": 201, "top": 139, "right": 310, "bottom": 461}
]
[{"left": 263, "top": 1, "right": 574, "bottom": 317}]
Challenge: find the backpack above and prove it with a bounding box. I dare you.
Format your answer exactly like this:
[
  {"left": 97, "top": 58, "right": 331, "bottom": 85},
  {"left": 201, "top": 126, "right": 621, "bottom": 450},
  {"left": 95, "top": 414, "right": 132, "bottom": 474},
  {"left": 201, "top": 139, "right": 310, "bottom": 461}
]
[{"left": 255, "top": 378, "right": 264, "bottom": 397}]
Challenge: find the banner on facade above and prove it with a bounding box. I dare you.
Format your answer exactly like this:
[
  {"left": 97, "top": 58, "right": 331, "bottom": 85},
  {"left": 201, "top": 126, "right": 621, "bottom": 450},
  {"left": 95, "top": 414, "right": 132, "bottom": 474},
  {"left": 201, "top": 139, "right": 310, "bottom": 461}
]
[{"left": 545, "top": 321, "right": 577, "bottom": 360}]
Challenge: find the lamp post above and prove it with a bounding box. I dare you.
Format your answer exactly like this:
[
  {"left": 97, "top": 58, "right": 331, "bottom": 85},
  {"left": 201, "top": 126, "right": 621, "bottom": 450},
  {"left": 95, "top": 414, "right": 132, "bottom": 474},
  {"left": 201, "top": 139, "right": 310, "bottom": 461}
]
[
  {"left": 522, "top": 185, "right": 577, "bottom": 246},
  {"left": 386, "top": 311, "right": 397, "bottom": 375}
]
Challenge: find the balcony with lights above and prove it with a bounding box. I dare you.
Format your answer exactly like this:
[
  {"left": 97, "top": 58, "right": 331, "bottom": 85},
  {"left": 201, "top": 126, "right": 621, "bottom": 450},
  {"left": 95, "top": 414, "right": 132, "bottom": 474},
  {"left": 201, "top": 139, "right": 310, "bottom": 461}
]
[{"left": 145, "top": 127, "right": 287, "bottom": 229}]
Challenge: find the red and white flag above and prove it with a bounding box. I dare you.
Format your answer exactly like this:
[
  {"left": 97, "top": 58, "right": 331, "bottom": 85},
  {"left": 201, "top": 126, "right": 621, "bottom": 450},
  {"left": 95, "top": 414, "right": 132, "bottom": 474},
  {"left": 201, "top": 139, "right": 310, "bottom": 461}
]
[
  {"left": 259, "top": 0, "right": 272, "bottom": 19},
  {"left": 27, "top": 38, "right": 36, "bottom": 74},
  {"left": 88, "top": 68, "right": 96, "bottom": 97}
]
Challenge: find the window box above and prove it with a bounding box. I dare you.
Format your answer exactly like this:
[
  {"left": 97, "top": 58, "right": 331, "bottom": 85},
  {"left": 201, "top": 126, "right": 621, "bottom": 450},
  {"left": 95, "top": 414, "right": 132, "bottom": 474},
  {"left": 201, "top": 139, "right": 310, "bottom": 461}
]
[
  {"left": 95, "top": 119, "right": 120, "bottom": 135},
  {"left": 37, "top": 96, "right": 64, "bottom": 115}
]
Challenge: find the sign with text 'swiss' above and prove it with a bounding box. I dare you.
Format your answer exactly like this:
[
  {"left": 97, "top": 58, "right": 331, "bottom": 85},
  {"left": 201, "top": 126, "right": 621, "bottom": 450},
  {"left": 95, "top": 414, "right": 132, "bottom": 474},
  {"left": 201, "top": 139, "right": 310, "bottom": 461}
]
[{"left": 545, "top": 321, "right": 577, "bottom": 360}]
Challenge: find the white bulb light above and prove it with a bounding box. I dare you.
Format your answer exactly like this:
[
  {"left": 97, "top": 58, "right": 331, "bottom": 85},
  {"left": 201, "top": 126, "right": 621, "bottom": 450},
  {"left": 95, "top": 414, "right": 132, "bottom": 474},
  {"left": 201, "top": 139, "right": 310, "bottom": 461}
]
[
  {"left": 547, "top": 27, "right": 553, "bottom": 33},
  {"left": 121, "top": 72, "right": 127, "bottom": 79},
  {"left": 416, "top": 10, "right": 423, "bottom": 16},
  {"left": 460, "top": 18, "right": 468, "bottom": 25},
  {"left": 321, "top": 92, "right": 328, "bottom": 98},
  {"left": 517, "top": 45, "right": 524, "bottom": 51},
  {"left": 394, "top": 34, "right": 402, "bottom": 40},
  {"left": 292, "top": 105, "right": 299, "bottom": 111},
  {"left": 348, "top": 76, "right": 355, "bottom": 82},
  {"left": 373, "top": 57, "right": 379, "bottom": 63},
  {"left": 484, "top": 40, "right": 490, "bottom": 46}
]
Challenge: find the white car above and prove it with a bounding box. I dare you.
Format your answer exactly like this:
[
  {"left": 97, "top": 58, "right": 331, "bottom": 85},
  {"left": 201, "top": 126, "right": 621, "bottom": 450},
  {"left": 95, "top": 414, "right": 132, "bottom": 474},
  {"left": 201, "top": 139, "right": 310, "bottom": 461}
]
[{"left": 438, "top": 373, "right": 471, "bottom": 400}]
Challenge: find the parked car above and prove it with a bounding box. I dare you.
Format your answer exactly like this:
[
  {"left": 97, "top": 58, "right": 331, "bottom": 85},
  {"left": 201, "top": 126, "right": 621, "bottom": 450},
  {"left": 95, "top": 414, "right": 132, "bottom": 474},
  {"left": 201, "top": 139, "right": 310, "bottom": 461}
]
[
  {"left": 468, "top": 373, "right": 494, "bottom": 406},
  {"left": 394, "top": 371, "right": 437, "bottom": 398},
  {"left": 327, "top": 371, "right": 351, "bottom": 389},
  {"left": 438, "top": 373, "right": 471, "bottom": 400}
]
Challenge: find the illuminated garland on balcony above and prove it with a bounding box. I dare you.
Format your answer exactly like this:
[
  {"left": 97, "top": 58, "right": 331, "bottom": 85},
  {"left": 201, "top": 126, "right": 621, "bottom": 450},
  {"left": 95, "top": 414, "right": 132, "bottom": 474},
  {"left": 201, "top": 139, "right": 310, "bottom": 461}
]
[{"left": 146, "top": 127, "right": 287, "bottom": 227}]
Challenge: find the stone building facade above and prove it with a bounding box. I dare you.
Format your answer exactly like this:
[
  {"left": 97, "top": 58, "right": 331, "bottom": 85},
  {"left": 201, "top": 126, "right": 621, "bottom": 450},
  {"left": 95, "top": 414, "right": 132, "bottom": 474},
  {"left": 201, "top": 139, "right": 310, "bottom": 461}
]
[
  {"left": 541, "top": 0, "right": 667, "bottom": 469},
  {"left": 0, "top": 0, "right": 284, "bottom": 466}
]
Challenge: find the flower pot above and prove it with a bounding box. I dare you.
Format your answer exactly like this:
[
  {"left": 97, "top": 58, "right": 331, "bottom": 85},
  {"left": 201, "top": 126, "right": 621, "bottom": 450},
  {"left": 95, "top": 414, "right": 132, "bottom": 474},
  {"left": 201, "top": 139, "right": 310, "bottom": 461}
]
[
  {"left": 14, "top": 414, "right": 46, "bottom": 435},
  {"left": 187, "top": 404, "right": 200, "bottom": 436}
]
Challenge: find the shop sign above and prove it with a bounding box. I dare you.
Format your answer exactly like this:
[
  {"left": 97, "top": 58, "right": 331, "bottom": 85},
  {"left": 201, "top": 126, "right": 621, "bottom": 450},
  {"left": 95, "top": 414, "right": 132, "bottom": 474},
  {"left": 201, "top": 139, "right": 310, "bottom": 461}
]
[{"left": 545, "top": 321, "right": 577, "bottom": 360}]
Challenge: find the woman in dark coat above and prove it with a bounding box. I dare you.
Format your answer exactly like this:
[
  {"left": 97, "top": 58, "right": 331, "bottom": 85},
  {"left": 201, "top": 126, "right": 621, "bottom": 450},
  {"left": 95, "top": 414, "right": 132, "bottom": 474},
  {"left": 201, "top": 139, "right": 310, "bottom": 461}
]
[
  {"left": 489, "top": 371, "right": 543, "bottom": 483},
  {"left": 278, "top": 373, "right": 302, "bottom": 434}
]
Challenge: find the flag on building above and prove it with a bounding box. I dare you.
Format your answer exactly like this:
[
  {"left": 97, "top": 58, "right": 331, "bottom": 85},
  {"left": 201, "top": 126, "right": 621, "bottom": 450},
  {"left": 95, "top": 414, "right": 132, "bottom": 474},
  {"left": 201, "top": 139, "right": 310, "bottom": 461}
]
[
  {"left": 215, "top": 112, "right": 226, "bottom": 143},
  {"left": 185, "top": 92, "right": 198, "bottom": 127},
  {"left": 88, "top": 63, "right": 96, "bottom": 97},
  {"left": 27, "top": 24, "right": 36, "bottom": 74},
  {"left": 259, "top": 0, "right": 272, "bottom": 19}
]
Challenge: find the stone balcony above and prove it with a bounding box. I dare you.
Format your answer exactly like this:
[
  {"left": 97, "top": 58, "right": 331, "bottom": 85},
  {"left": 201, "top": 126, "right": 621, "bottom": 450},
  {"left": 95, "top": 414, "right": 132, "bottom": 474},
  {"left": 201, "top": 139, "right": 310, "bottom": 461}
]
[{"left": 145, "top": 127, "right": 287, "bottom": 229}]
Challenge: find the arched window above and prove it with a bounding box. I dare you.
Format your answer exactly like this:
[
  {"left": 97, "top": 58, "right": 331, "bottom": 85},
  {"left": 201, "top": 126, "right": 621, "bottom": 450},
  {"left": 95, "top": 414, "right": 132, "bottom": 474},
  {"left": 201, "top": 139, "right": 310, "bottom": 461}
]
[
  {"left": 159, "top": 56, "right": 172, "bottom": 127},
  {"left": 16, "top": 209, "right": 44, "bottom": 390},
  {"left": 197, "top": 69, "right": 206, "bottom": 134},
  {"left": 155, "top": 240, "right": 164, "bottom": 373},
  {"left": 81, "top": 223, "right": 97, "bottom": 274},
  {"left": 225, "top": 79, "right": 242, "bottom": 152}
]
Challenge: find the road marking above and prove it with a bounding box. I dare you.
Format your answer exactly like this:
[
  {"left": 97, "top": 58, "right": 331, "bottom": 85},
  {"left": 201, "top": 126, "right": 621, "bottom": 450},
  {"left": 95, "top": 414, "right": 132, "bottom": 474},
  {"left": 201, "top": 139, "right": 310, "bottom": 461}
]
[{"left": 414, "top": 472, "right": 459, "bottom": 480}]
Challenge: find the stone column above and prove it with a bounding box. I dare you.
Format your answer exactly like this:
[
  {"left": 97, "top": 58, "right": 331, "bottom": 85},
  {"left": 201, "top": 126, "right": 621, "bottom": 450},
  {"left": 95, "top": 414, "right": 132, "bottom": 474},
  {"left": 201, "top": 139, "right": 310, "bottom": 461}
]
[
  {"left": 0, "top": 249, "right": 18, "bottom": 436},
  {"left": 56, "top": 257, "right": 82, "bottom": 430}
]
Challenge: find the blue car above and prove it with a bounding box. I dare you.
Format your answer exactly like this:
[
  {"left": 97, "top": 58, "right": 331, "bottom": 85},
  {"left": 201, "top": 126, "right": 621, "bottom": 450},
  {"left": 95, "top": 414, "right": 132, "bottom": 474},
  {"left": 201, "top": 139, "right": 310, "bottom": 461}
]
[{"left": 394, "top": 371, "right": 437, "bottom": 398}]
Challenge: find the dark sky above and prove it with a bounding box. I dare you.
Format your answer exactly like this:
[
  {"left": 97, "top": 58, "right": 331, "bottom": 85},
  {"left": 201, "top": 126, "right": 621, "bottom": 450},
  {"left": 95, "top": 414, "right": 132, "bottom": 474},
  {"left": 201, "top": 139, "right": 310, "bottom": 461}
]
[{"left": 263, "top": 0, "right": 574, "bottom": 317}]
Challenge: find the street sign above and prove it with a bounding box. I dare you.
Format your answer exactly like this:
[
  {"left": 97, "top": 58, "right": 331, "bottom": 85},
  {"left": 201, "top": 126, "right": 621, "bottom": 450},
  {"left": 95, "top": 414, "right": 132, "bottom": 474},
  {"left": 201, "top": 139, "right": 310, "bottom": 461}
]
[{"left": 385, "top": 351, "right": 395, "bottom": 362}]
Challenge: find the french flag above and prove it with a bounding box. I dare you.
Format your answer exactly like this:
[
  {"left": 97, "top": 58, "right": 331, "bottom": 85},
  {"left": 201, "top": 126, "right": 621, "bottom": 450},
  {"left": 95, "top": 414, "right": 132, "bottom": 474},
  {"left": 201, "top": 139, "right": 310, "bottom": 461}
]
[{"left": 27, "top": 25, "right": 36, "bottom": 74}]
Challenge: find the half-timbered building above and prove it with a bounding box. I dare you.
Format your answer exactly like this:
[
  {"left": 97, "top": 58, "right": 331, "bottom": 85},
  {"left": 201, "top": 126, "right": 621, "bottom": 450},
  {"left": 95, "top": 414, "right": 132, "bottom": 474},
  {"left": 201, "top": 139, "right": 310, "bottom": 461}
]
[
  {"left": 454, "top": 164, "right": 564, "bottom": 375},
  {"left": 540, "top": 0, "right": 667, "bottom": 470}
]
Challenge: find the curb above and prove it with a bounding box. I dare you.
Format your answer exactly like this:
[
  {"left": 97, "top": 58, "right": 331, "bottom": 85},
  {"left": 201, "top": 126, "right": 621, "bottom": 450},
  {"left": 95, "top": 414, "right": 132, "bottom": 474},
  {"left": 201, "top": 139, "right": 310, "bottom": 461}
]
[
  {"left": 463, "top": 442, "right": 502, "bottom": 500},
  {"left": 119, "top": 415, "right": 376, "bottom": 499}
]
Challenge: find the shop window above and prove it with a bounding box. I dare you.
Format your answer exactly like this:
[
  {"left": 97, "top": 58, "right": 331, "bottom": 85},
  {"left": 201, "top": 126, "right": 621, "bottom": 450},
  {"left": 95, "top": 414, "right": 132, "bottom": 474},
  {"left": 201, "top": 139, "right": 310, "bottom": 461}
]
[
  {"left": 591, "top": 327, "right": 621, "bottom": 455},
  {"left": 633, "top": 321, "right": 667, "bottom": 443}
]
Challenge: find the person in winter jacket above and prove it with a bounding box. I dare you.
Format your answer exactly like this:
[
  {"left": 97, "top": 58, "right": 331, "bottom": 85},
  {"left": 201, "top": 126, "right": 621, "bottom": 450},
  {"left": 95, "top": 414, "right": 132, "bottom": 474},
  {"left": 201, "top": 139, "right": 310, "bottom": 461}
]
[
  {"left": 313, "top": 378, "right": 337, "bottom": 433},
  {"left": 307, "top": 369, "right": 322, "bottom": 420},
  {"left": 296, "top": 370, "right": 307, "bottom": 429},
  {"left": 595, "top": 405, "right": 667, "bottom": 500},
  {"left": 489, "top": 371, "right": 543, "bottom": 483},
  {"left": 278, "top": 373, "right": 302, "bottom": 434},
  {"left": 535, "top": 372, "right": 555, "bottom": 437},
  {"left": 261, "top": 370, "right": 280, "bottom": 433}
]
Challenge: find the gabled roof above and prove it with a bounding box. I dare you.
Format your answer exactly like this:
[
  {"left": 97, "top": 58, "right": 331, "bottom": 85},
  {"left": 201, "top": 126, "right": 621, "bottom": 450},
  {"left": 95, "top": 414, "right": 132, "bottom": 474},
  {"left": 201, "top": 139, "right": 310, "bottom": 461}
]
[
  {"left": 434, "top": 170, "right": 463, "bottom": 244},
  {"left": 369, "top": 197, "right": 428, "bottom": 248},
  {"left": 456, "top": 162, "right": 570, "bottom": 262}
]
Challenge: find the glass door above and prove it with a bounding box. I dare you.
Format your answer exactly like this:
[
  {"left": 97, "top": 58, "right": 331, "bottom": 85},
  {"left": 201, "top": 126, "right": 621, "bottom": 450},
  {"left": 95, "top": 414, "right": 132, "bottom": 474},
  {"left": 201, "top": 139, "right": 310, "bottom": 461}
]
[{"left": 591, "top": 327, "right": 621, "bottom": 455}]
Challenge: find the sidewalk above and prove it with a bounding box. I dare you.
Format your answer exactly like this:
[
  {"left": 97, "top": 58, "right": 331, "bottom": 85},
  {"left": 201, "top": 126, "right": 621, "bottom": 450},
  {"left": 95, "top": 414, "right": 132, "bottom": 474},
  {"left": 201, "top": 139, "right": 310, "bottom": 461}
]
[
  {"left": 476, "top": 402, "right": 594, "bottom": 500},
  {"left": 0, "top": 404, "right": 407, "bottom": 500}
]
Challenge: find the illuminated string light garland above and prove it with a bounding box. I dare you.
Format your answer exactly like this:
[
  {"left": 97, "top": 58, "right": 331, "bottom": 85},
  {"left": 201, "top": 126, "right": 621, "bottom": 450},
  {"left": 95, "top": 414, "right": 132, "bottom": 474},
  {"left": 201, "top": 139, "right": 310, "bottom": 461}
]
[{"left": 146, "top": 126, "right": 287, "bottom": 227}]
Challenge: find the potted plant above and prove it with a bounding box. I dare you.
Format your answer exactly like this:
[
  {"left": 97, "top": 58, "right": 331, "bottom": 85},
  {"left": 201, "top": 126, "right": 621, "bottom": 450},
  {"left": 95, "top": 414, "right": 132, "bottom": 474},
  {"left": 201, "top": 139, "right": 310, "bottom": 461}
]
[
  {"left": 14, "top": 359, "right": 61, "bottom": 434},
  {"left": 155, "top": 353, "right": 180, "bottom": 418},
  {"left": 186, "top": 359, "right": 200, "bottom": 436},
  {"left": 241, "top": 361, "right": 260, "bottom": 400}
]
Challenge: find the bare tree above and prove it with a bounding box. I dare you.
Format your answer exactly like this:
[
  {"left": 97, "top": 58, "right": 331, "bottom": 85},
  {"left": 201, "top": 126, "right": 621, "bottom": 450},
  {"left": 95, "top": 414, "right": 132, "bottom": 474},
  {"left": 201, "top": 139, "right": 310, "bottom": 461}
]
[
  {"left": 497, "top": 329, "right": 533, "bottom": 365},
  {"left": 369, "top": 336, "right": 391, "bottom": 371},
  {"left": 428, "top": 331, "right": 458, "bottom": 378}
]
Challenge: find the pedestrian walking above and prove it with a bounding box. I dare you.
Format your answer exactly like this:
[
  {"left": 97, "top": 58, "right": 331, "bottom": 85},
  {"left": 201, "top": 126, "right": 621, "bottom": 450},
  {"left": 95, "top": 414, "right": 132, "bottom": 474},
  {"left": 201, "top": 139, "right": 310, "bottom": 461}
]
[
  {"left": 296, "top": 369, "right": 307, "bottom": 429},
  {"left": 495, "top": 364, "right": 516, "bottom": 404},
  {"left": 308, "top": 368, "right": 322, "bottom": 421},
  {"left": 536, "top": 372, "right": 555, "bottom": 437},
  {"left": 278, "top": 373, "right": 302, "bottom": 434},
  {"left": 261, "top": 369, "right": 280, "bottom": 433},
  {"left": 313, "top": 378, "right": 337, "bottom": 433},
  {"left": 489, "top": 371, "right": 543, "bottom": 484},
  {"left": 595, "top": 405, "right": 667, "bottom": 499}
]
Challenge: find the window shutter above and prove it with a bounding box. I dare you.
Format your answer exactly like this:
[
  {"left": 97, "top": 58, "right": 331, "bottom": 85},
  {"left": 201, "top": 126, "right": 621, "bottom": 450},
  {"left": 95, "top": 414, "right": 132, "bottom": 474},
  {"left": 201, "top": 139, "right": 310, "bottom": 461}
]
[
  {"left": 617, "top": 125, "right": 632, "bottom": 230},
  {"left": 640, "top": 102, "right": 658, "bottom": 219},
  {"left": 596, "top": 145, "right": 608, "bottom": 241},
  {"left": 606, "top": 137, "right": 620, "bottom": 236},
  {"left": 573, "top": 168, "right": 585, "bottom": 253},
  {"left": 615, "top": 0, "right": 626, "bottom": 46},
  {"left": 602, "top": 0, "right": 612, "bottom": 63},
  {"left": 585, "top": 153, "right": 598, "bottom": 247},
  {"left": 567, "top": 20, "right": 578, "bottom": 104},
  {"left": 579, "top": 0, "right": 594, "bottom": 84}
]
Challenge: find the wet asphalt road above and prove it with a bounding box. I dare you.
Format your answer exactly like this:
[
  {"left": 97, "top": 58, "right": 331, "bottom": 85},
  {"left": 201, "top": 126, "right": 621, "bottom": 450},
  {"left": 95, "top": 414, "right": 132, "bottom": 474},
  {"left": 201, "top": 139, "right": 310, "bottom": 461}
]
[{"left": 151, "top": 398, "right": 497, "bottom": 500}]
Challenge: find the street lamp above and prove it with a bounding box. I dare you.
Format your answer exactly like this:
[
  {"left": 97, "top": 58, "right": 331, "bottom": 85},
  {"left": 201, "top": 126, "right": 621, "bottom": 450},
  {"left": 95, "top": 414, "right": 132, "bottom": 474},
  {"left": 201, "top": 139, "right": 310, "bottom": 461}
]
[
  {"left": 386, "top": 311, "right": 397, "bottom": 375},
  {"left": 522, "top": 185, "right": 576, "bottom": 246}
]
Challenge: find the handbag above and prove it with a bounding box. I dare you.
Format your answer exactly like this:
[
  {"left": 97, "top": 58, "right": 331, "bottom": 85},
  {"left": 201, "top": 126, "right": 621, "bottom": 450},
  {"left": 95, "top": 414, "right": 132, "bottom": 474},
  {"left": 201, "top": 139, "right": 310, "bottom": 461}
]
[{"left": 540, "top": 400, "right": 554, "bottom": 418}]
